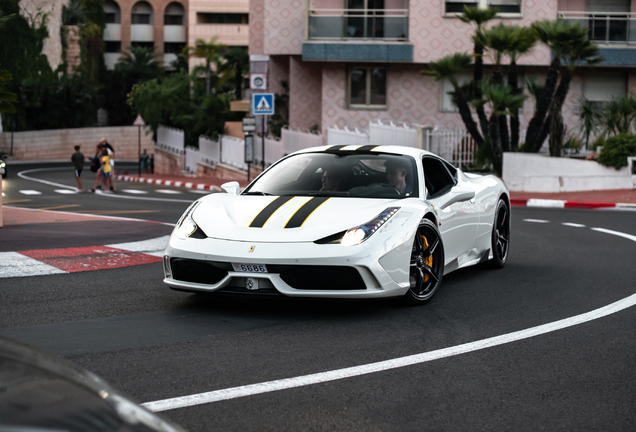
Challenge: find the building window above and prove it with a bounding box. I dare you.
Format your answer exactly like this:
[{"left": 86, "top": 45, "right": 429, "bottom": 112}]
[
  {"left": 445, "top": 0, "right": 521, "bottom": 15},
  {"left": 104, "top": 0, "right": 121, "bottom": 23},
  {"left": 131, "top": 41, "right": 154, "bottom": 50},
  {"left": 583, "top": 70, "right": 627, "bottom": 109},
  {"left": 348, "top": 67, "right": 387, "bottom": 108},
  {"left": 105, "top": 41, "right": 121, "bottom": 53},
  {"left": 164, "top": 2, "right": 184, "bottom": 25},
  {"left": 132, "top": 1, "right": 154, "bottom": 24},
  {"left": 196, "top": 13, "right": 249, "bottom": 24},
  {"left": 440, "top": 74, "right": 471, "bottom": 112},
  {"left": 164, "top": 42, "right": 185, "bottom": 54}
]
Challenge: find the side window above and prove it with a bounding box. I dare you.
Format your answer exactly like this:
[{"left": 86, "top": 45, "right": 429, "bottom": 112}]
[{"left": 423, "top": 157, "right": 455, "bottom": 198}]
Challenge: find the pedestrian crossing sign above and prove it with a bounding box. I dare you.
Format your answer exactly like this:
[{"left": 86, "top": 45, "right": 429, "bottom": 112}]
[{"left": 252, "top": 93, "right": 274, "bottom": 116}]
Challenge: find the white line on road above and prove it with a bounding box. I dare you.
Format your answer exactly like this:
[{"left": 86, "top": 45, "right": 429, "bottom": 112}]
[
  {"left": 143, "top": 293, "right": 636, "bottom": 413},
  {"left": 156, "top": 189, "right": 183, "bottom": 194},
  {"left": 19, "top": 190, "right": 42, "bottom": 195},
  {"left": 591, "top": 227, "right": 636, "bottom": 242},
  {"left": 562, "top": 222, "right": 586, "bottom": 228},
  {"left": 522, "top": 219, "right": 550, "bottom": 223}
]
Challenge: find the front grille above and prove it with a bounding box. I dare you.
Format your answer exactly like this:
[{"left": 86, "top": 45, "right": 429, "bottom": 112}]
[
  {"left": 271, "top": 265, "right": 366, "bottom": 290},
  {"left": 171, "top": 259, "right": 229, "bottom": 284}
]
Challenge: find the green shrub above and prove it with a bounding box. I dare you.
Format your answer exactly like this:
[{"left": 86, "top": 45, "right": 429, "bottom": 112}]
[{"left": 597, "top": 134, "right": 636, "bottom": 170}]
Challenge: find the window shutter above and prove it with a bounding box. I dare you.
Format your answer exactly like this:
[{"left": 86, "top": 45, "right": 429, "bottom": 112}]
[
  {"left": 586, "top": 0, "right": 630, "bottom": 13},
  {"left": 583, "top": 71, "right": 627, "bottom": 101}
]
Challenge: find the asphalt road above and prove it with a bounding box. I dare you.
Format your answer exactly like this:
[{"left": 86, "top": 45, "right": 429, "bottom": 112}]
[{"left": 1, "top": 163, "right": 635, "bottom": 431}]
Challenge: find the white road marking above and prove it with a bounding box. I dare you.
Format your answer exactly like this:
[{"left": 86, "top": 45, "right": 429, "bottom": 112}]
[
  {"left": 122, "top": 189, "right": 149, "bottom": 194},
  {"left": 0, "top": 252, "right": 67, "bottom": 278},
  {"left": 527, "top": 199, "right": 566, "bottom": 208},
  {"left": 156, "top": 189, "right": 183, "bottom": 194},
  {"left": 562, "top": 222, "right": 586, "bottom": 228},
  {"left": 189, "top": 190, "right": 213, "bottom": 194},
  {"left": 591, "top": 227, "right": 636, "bottom": 242},
  {"left": 522, "top": 219, "right": 549, "bottom": 223},
  {"left": 142, "top": 225, "right": 636, "bottom": 413},
  {"left": 54, "top": 189, "right": 79, "bottom": 194},
  {"left": 107, "top": 236, "right": 170, "bottom": 257},
  {"left": 143, "top": 293, "right": 636, "bottom": 413},
  {"left": 19, "top": 190, "right": 42, "bottom": 195}
]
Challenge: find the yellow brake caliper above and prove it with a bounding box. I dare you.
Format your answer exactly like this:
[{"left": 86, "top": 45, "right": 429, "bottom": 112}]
[{"left": 421, "top": 235, "right": 433, "bottom": 283}]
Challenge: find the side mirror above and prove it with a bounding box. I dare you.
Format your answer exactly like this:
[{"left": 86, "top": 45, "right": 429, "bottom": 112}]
[
  {"left": 438, "top": 186, "right": 475, "bottom": 209},
  {"left": 221, "top": 181, "right": 240, "bottom": 195}
]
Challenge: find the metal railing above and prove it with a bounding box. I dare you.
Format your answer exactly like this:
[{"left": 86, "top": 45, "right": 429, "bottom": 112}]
[
  {"left": 558, "top": 11, "right": 636, "bottom": 45},
  {"left": 307, "top": 8, "right": 409, "bottom": 41}
]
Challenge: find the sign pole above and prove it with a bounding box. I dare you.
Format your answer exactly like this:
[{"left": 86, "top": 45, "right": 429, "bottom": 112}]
[
  {"left": 138, "top": 125, "right": 141, "bottom": 177},
  {"left": 261, "top": 116, "right": 265, "bottom": 171}
]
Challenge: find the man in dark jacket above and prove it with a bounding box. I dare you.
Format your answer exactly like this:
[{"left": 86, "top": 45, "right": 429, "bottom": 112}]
[{"left": 71, "top": 145, "right": 85, "bottom": 192}]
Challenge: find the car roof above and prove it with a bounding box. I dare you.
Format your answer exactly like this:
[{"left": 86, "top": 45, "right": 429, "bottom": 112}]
[{"left": 292, "top": 145, "right": 437, "bottom": 159}]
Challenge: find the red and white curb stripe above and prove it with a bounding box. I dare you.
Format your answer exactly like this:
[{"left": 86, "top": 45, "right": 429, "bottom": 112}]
[
  {"left": 115, "top": 175, "right": 221, "bottom": 192},
  {"left": 0, "top": 236, "right": 169, "bottom": 279},
  {"left": 511, "top": 198, "right": 636, "bottom": 210}
]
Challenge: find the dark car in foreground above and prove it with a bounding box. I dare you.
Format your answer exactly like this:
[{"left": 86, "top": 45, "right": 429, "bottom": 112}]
[{"left": 0, "top": 335, "right": 185, "bottom": 432}]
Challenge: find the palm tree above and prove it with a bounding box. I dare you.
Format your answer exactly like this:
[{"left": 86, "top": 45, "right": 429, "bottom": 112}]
[
  {"left": 117, "top": 46, "right": 162, "bottom": 80},
  {"left": 218, "top": 46, "right": 249, "bottom": 99},
  {"left": 574, "top": 97, "right": 598, "bottom": 150},
  {"left": 526, "top": 20, "right": 600, "bottom": 152},
  {"left": 472, "top": 80, "right": 526, "bottom": 175},
  {"left": 476, "top": 23, "right": 517, "bottom": 151},
  {"left": 504, "top": 26, "right": 537, "bottom": 150},
  {"left": 459, "top": 6, "right": 498, "bottom": 142},
  {"left": 421, "top": 53, "right": 484, "bottom": 146},
  {"left": 188, "top": 37, "right": 226, "bottom": 95}
]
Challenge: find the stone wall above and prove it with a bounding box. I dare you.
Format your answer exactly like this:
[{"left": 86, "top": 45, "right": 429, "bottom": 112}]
[
  {"left": 154, "top": 148, "right": 184, "bottom": 175},
  {"left": 503, "top": 153, "right": 636, "bottom": 192},
  {"left": 0, "top": 126, "right": 154, "bottom": 161}
]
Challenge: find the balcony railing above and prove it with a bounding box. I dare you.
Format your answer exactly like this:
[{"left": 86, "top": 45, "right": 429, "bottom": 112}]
[
  {"left": 558, "top": 11, "right": 636, "bottom": 45},
  {"left": 307, "top": 8, "right": 409, "bottom": 41}
]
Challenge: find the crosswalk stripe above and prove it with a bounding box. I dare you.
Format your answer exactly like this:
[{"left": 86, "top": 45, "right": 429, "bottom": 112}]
[
  {"left": 156, "top": 189, "right": 183, "bottom": 194},
  {"left": 122, "top": 189, "right": 149, "bottom": 194},
  {"left": 19, "top": 190, "right": 42, "bottom": 195},
  {"left": 54, "top": 189, "right": 78, "bottom": 194}
]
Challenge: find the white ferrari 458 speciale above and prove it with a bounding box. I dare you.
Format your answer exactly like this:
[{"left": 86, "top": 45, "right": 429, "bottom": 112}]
[{"left": 163, "top": 145, "right": 510, "bottom": 304}]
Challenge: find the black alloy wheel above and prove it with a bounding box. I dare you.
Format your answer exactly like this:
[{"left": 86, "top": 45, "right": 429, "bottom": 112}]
[
  {"left": 404, "top": 219, "right": 445, "bottom": 305},
  {"left": 490, "top": 199, "right": 510, "bottom": 268}
]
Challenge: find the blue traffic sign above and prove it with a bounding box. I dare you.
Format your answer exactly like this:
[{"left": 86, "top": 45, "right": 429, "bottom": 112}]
[{"left": 252, "top": 93, "right": 275, "bottom": 116}]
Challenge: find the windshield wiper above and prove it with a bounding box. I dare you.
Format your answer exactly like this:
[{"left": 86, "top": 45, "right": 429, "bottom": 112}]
[{"left": 242, "top": 191, "right": 272, "bottom": 196}]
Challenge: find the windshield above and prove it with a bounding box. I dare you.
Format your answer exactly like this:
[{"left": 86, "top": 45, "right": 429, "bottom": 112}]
[{"left": 243, "top": 152, "right": 419, "bottom": 199}]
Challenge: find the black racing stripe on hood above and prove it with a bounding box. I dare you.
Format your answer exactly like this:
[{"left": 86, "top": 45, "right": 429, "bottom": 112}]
[
  {"left": 355, "top": 145, "right": 379, "bottom": 152},
  {"left": 249, "top": 196, "right": 294, "bottom": 228},
  {"left": 326, "top": 145, "right": 348, "bottom": 151},
  {"left": 285, "top": 197, "right": 330, "bottom": 228}
]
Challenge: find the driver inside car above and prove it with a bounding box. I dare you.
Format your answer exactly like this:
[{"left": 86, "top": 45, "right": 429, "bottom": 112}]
[
  {"left": 320, "top": 168, "right": 343, "bottom": 192},
  {"left": 385, "top": 159, "right": 412, "bottom": 196}
]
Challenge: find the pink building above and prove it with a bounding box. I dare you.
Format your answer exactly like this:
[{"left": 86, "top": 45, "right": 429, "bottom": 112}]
[
  {"left": 249, "top": 0, "right": 636, "bottom": 141},
  {"left": 102, "top": 0, "right": 249, "bottom": 70}
]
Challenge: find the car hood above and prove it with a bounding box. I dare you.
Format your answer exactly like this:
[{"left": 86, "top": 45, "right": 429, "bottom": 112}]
[{"left": 192, "top": 194, "right": 405, "bottom": 243}]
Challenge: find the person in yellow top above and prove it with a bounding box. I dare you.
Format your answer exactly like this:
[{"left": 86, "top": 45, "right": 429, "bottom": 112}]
[{"left": 100, "top": 148, "right": 113, "bottom": 192}]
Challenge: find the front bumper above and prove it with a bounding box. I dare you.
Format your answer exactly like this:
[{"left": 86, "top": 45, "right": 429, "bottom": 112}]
[{"left": 163, "top": 233, "right": 413, "bottom": 299}]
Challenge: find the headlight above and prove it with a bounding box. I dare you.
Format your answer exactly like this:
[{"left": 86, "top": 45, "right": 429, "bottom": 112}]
[
  {"left": 175, "top": 202, "right": 201, "bottom": 239},
  {"left": 341, "top": 207, "right": 400, "bottom": 247}
]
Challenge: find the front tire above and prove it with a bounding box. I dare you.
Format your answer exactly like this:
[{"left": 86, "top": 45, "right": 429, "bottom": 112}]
[
  {"left": 404, "top": 219, "right": 445, "bottom": 305},
  {"left": 490, "top": 199, "right": 510, "bottom": 268}
]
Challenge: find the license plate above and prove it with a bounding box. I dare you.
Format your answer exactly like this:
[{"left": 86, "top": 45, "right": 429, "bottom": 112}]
[{"left": 232, "top": 263, "right": 268, "bottom": 273}]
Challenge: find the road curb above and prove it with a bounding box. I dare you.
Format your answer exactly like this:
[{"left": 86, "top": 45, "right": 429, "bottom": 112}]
[
  {"left": 511, "top": 198, "right": 636, "bottom": 210},
  {"left": 114, "top": 175, "right": 222, "bottom": 192}
]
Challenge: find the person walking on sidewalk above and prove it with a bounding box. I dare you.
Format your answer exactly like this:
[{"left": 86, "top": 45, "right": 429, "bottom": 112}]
[
  {"left": 71, "top": 145, "right": 85, "bottom": 192},
  {"left": 90, "top": 143, "right": 104, "bottom": 192}
]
